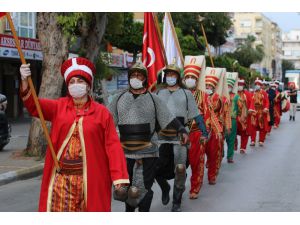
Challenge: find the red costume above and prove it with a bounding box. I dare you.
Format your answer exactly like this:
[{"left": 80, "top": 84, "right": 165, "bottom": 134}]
[
  {"left": 189, "top": 90, "right": 206, "bottom": 195},
  {"left": 183, "top": 55, "right": 207, "bottom": 197},
  {"left": 20, "top": 57, "right": 129, "bottom": 212},
  {"left": 249, "top": 80, "right": 270, "bottom": 145},
  {"left": 203, "top": 92, "right": 223, "bottom": 183},
  {"left": 236, "top": 87, "right": 252, "bottom": 152},
  {"left": 274, "top": 90, "right": 282, "bottom": 128}
]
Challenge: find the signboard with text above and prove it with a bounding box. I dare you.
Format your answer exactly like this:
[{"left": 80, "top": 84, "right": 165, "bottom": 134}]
[{"left": 0, "top": 34, "right": 43, "bottom": 61}]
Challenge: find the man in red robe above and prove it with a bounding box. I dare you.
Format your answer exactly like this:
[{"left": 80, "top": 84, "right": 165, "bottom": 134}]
[
  {"left": 19, "top": 57, "right": 129, "bottom": 212},
  {"left": 236, "top": 79, "right": 252, "bottom": 154},
  {"left": 249, "top": 79, "right": 270, "bottom": 147},
  {"left": 273, "top": 81, "right": 282, "bottom": 129},
  {"left": 203, "top": 67, "right": 224, "bottom": 185}
]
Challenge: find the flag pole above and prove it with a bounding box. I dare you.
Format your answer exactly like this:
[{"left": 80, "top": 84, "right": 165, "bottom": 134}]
[
  {"left": 198, "top": 16, "right": 215, "bottom": 68},
  {"left": 5, "top": 13, "right": 60, "bottom": 171},
  {"left": 152, "top": 12, "right": 168, "bottom": 65},
  {"left": 166, "top": 12, "right": 184, "bottom": 66}
]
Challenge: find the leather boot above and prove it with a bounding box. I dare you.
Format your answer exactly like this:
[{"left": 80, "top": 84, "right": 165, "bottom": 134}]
[
  {"left": 156, "top": 177, "right": 170, "bottom": 205},
  {"left": 125, "top": 203, "right": 136, "bottom": 212}
]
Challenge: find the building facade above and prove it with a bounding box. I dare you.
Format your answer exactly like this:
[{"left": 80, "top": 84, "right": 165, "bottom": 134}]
[
  {"left": 231, "top": 13, "right": 282, "bottom": 79},
  {"left": 282, "top": 30, "right": 300, "bottom": 70},
  {"left": 0, "top": 12, "right": 43, "bottom": 119}
]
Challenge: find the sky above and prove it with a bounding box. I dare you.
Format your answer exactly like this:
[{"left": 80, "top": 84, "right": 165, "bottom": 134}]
[{"left": 263, "top": 12, "right": 300, "bottom": 33}]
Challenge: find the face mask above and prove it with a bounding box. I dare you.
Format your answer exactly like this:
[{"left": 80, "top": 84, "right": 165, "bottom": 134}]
[
  {"left": 130, "top": 78, "right": 144, "bottom": 90},
  {"left": 254, "top": 85, "right": 261, "bottom": 91},
  {"left": 166, "top": 77, "right": 177, "bottom": 86},
  {"left": 238, "top": 86, "right": 243, "bottom": 91},
  {"left": 228, "top": 87, "right": 233, "bottom": 93},
  {"left": 206, "top": 88, "right": 213, "bottom": 95},
  {"left": 185, "top": 78, "right": 196, "bottom": 89},
  {"left": 68, "top": 83, "right": 87, "bottom": 98}
]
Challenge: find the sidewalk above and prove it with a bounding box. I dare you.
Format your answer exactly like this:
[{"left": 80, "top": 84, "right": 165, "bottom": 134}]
[{"left": 0, "top": 118, "right": 44, "bottom": 186}]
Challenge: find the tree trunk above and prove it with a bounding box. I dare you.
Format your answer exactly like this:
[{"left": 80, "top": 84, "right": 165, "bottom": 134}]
[
  {"left": 81, "top": 13, "right": 107, "bottom": 63},
  {"left": 25, "top": 13, "right": 69, "bottom": 157},
  {"left": 80, "top": 13, "right": 108, "bottom": 105}
]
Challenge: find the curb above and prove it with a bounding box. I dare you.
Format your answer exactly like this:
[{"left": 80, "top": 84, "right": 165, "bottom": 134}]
[{"left": 0, "top": 163, "right": 44, "bottom": 186}]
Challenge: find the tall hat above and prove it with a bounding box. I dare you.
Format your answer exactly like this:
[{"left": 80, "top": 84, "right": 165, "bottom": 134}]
[
  {"left": 262, "top": 79, "right": 269, "bottom": 86},
  {"left": 183, "top": 55, "right": 206, "bottom": 91},
  {"left": 238, "top": 79, "right": 246, "bottom": 86},
  {"left": 205, "top": 67, "right": 223, "bottom": 96},
  {"left": 61, "top": 57, "right": 96, "bottom": 86},
  {"left": 220, "top": 68, "right": 230, "bottom": 99},
  {"left": 254, "top": 78, "right": 263, "bottom": 86},
  {"left": 226, "top": 72, "right": 239, "bottom": 94},
  {"left": 275, "top": 80, "right": 280, "bottom": 85}
]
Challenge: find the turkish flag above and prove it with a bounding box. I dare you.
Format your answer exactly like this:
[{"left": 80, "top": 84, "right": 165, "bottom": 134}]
[
  {"left": 142, "top": 12, "right": 165, "bottom": 88},
  {"left": 0, "top": 13, "right": 7, "bottom": 18}
]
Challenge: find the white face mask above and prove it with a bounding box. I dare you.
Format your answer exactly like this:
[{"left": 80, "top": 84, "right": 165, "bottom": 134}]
[
  {"left": 238, "top": 86, "right": 243, "bottom": 91},
  {"left": 206, "top": 88, "right": 213, "bottom": 95},
  {"left": 254, "top": 85, "right": 261, "bottom": 91},
  {"left": 68, "top": 83, "right": 88, "bottom": 98},
  {"left": 130, "top": 78, "right": 144, "bottom": 90},
  {"left": 166, "top": 77, "right": 177, "bottom": 86},
  {"left": 185, "top": 78, "right": 196, "bottom": 89},
  {"left": 228, "top": 87, "right": 233, "bottom": 93}
]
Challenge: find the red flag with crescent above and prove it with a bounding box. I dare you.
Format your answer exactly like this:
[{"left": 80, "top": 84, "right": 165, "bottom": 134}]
[
  {"left": 0, "top": 13, "right": 7, "bottom": 18},
  {"left": 142, "top": 12, "right": 165, "bottom": 87}
]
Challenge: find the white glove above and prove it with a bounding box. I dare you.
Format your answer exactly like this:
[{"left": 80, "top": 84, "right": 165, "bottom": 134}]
[{"left": 20, "top": 64, "right": 31, "bottom": 81}]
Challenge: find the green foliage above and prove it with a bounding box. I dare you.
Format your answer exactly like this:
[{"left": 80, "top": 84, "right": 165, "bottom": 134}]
[
  {"left": 56, "top": 13, "right": 126, "bottom": 82},
  {"left": 105, "top": 13, "right": 143, "bottom": 60},
  {"left": 170, "top": 12, "right": 232, "bottom": 49},
  {"left": 94, "top": 55, "right": 120, "bottom": 80},
  {"left": 282, "top": 59, "right": 295, "bottom": 75},
  {"left": 204, "top": 54, "right": 265, "bottom": 86},
  {"left": 227, "top": 35, "right": 265, "bottom": 68},
  {"left": 56, "top": 13, "right": 85, "bottom": 44}
]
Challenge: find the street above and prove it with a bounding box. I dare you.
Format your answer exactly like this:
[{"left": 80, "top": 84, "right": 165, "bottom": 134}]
[{"left": 0, "top": 113, "right": 300, "bottom": 212}]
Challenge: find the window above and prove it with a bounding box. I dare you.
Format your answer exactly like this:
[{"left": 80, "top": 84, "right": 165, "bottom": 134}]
[
  {"left": 240, "top": 20, "right": 252, "bottom": 27},
  {"left": 284, "top": 50, "right": 292, "bottom": 56},
  {"left": 18, "top": 12, "right": 36, "bottom": 38},
  {"left": 5, "top": 12, "right": 36, "bottom": 38},
  {"left": 293, "top": 51, "right": 300, "bottom": 57},
  {"left": 255, "top": 20, "right": 263, "bottom": 28}
]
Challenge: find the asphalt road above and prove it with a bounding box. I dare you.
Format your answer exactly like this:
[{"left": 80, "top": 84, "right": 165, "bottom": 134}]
[{"left": 1, "top": 113, "right": 300, "bottom": 212}]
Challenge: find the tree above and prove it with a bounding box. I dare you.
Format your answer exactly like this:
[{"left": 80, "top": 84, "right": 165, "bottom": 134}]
[
  {"left": 164, "top": 13, "right": 232, "bottom": 54},
  {"left": 25, "top": 12, "right": 109, "bottom": 157},
  {"left": 25, "top": 13, "right": 69, "bottom": 157},
  {"left": 105, "top": 13, "right": 143, "bottom": 62},
  {"left": 282, "top": 59, "right": 295, "bottom": 76},
  {"left": 227, "top": 35, "right": 265, "bottom": 68}
]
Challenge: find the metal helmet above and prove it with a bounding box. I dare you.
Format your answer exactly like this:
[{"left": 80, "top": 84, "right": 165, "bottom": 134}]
[
  {"left": 128, "top": 62, "right": 148, "bottom": 88},
  {"left": 163, "top": 63, "right": 181, "bottom": 77}
]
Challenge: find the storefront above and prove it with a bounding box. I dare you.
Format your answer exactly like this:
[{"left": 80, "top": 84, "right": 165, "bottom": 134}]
[{"left": 0, "top": 34, "right": 43, "bottom": 119}]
